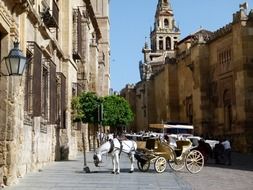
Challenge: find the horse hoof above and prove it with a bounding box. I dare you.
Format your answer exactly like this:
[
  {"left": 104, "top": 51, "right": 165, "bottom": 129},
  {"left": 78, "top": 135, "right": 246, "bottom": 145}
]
[
  {"left": 129, "top": 170, "right": 134, "bottom": 173},
  {"left": 116, "top": 172, "right": 120, "bottom": 175},
  {"left": 111, "top": 171, "right": 115, "bottom": 174}
]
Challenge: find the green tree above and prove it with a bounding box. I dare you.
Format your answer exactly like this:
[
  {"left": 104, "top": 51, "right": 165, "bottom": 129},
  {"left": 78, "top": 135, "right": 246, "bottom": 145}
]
[
  {"left": 71, "top": 92, "right": 101, "bottom": 169},
  {"left": 71, "top": 92, "right": 101, "bottom": 124},
  {"left": 102, "top": 95, "right": 134, "bottom": 131}
]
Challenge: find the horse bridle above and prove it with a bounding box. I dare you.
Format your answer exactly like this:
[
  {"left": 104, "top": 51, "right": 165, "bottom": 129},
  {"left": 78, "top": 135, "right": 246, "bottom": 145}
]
[{"left": 93, "top": 139, "right": 116, "bottom": 166}]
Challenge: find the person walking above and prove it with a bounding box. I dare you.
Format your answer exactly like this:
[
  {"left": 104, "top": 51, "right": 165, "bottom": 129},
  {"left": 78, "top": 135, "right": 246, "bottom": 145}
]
[
  {"left": 222, "top": 137, "right": 232, "bottom": 165},
  {"left": 214, "top": 140, "right": 225, "bottom": 164}
]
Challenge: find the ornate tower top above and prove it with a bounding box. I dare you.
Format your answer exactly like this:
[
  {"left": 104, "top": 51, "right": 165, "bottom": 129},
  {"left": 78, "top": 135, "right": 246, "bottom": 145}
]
[
  {"left": 140, "top": 0, "right": 180, "bottom": 81},
  {"left": 150, "top": 0, "right": 180, "bottom": 53},
  {"left": 157, "top": 0, "right": 172, "bottom": 13}
]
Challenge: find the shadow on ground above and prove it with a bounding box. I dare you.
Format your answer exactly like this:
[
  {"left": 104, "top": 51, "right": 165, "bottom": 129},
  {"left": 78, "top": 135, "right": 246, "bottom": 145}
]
[{"left": 205, "top": 152, "right": 253, "bottom": 171}]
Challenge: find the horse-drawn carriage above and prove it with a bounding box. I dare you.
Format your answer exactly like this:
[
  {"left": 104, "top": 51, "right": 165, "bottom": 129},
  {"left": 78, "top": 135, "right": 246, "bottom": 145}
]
[{"left": 135, "top": 138, "right": 204, "bottom": 174}]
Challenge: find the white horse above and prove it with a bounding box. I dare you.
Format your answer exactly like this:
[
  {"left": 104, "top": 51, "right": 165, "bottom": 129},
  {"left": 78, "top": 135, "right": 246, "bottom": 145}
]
[{"left": 93, "top": 138, "right": 137, "bottom": 174}]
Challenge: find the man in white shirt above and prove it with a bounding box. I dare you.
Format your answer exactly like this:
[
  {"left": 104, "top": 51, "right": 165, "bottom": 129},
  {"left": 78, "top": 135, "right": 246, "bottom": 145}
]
[{"left": 222, "top": 138, "right": 232, "bottom": 165}]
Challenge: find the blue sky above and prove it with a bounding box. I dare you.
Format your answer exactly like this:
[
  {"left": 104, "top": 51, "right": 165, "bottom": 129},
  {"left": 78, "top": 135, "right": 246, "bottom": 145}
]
[{"left": 110, "top": 0, "right": 253, "bottom": 92}]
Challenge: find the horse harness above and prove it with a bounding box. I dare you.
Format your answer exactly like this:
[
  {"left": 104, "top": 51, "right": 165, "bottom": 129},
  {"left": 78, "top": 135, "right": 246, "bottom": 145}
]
[{"left": 108, "top": 138, "right": 123, "bottom": 157}]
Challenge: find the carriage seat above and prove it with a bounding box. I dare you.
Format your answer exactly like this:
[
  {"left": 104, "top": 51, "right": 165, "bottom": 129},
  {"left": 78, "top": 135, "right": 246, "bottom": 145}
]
[
  {"left": 145, "top": 138, "right": 157, "bottom": 150},
  {"left": 174, "top": 140, "right": 192, "bottom": 157}
]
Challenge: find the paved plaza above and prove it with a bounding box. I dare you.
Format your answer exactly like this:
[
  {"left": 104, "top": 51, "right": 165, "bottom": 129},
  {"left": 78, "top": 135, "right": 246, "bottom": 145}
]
[
  {"left": 176, "top": 152, "right": 253, "bottom": 190},
  {"left": 4, "top": 152, "right": 191, "bottom": 190},
  {"left": 3, "top": 152, "right": 253, "bottom": 190}
]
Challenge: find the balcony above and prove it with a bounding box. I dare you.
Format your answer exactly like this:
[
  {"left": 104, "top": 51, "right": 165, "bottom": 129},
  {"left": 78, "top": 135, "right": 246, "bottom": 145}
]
[
  {"left": 41, "top": 0, "right": 59, "bottom": 28},
  {"left": 73, "top": 8, "right": 82, "bottom": 60}
]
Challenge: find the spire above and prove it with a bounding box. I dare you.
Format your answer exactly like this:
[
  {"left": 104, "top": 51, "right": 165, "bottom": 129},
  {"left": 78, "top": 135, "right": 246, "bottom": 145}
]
[
  {"left": 157, "top": 0, "right": 172, "bottom": 11},
  {"left": 144, "top": 36, "right": 149, "bottom": 49},
  {"left": 155, "top": 0, "right": 173, "bottom": 20}
]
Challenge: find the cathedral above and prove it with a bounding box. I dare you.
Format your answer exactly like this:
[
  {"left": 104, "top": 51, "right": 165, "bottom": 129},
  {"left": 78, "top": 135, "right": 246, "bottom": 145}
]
[{"left": 121, "top": 0, "right": 253, "bottom": 153}]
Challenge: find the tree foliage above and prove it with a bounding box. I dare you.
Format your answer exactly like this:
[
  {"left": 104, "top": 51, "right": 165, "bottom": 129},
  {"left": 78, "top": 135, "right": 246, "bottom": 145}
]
[
  {"left": 72, "top": 93, "right": 134, "bottom": 130},
  {"left": 102, "top": 95, "right": 134, "bottom": 129},
  {"left": 71, "top": 92, "right": 101, "bottom": 124}
]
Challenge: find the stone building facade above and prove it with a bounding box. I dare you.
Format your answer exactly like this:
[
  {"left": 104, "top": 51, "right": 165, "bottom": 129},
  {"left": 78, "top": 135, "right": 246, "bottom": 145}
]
[
  {"left": 121, "top": 0, "right": 253, "bottom": 152},
  {"left": 0, "top": 0, "right": 110, "bottom": 186}
]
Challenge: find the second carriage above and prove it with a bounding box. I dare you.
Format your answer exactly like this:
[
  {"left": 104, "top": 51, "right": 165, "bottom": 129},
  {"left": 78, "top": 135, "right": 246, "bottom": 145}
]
[{"left": 134, "top": 137, "right": 204, "bottom": 174}]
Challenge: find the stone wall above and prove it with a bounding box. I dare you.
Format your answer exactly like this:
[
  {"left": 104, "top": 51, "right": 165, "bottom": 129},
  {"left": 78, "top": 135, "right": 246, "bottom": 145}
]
[{"left": 121, "top": 7, "right": 253, "bottom": 152}]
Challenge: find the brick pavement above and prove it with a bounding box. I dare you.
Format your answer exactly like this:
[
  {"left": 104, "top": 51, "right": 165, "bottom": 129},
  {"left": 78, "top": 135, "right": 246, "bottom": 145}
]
[
  {"left": 176, "top": 152, "right": 253, "bottom": 190},
  {"left": 3, "top": 152, "right": 253, "bottom": 190},
  {"left": 4, "top": 152, "right": 191, "bottom": 190}
]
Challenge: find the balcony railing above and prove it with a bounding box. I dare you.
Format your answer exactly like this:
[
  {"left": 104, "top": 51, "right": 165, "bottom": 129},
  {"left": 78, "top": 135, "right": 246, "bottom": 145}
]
[{"left": 41, "top": 0, "right": 59, "bottom": 28}]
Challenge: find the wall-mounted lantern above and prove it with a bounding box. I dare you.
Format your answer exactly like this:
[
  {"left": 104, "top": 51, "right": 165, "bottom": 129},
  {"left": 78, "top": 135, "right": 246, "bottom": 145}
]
[{"left": 2, "top": 40, "right": 27, "bottom": 76}]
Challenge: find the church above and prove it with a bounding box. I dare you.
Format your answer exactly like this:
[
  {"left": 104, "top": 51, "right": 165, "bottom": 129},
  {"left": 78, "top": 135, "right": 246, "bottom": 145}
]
[{"left": 121, "top": 0, "right": 253, "bottom": 153}]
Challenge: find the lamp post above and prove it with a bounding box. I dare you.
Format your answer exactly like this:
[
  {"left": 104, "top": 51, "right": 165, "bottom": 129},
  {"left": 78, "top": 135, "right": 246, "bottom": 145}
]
[{"left": 2, "top": 40, "right": 27, "bottom": 76}]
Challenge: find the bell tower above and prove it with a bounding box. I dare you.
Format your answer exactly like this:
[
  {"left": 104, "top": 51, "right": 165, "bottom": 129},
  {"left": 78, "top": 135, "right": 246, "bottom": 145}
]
[{"left": 150, "top": 0, "right": 180, "bottom": 55}]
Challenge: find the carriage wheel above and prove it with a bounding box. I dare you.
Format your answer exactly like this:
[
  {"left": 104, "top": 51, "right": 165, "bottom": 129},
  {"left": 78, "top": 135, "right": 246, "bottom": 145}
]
[
  {"left": 137, "top": 160, "right": 150, "bottom": 172},
  {"left": 154, "top": 156, "right": 167, "bottom": 173},
  {"left": 185, "top": 150, "right": 204, "bottom": 174},
  {"left": 168, "top": 160, "right": 185, "bottom": 171}
]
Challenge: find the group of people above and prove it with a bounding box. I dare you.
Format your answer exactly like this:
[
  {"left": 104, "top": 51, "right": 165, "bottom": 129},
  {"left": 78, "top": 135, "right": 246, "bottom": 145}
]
[{"left": 213, "top": 137, "right": 232, "bottom": 165}]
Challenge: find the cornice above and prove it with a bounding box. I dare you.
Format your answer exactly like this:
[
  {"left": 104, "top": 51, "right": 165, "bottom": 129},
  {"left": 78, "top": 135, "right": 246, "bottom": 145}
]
[
  {"left": 0, "top": 1, "right": 18, "bottom": 36},
  {"left": 83, "top": 0, "right": 102, "bottom": 40}
]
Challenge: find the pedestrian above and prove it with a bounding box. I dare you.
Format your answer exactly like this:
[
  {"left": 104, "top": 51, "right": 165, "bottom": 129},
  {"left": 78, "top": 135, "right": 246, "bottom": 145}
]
[
  {"left": 222, "top": 137, "right": 232, "bottom": 165},
  {"left": 213, "top": 140, "right": 225, "bottom": 164}
]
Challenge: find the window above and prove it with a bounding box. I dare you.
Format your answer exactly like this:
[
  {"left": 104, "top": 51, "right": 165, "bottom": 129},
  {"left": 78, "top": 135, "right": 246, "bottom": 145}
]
[
  {"left": 164, "top": 19, "right": 169, "bottom": 28},
  {"left": 159, "top": 40, "right": 163, "bottom": 50},
  {"left": 24, "top": 51, "right": 33, "bottom": 115},
  {"left": 166, "top": 37, "right": 171, "bottom": 50},
  {"left": 25, "top": 42, "right": 58, "bottom": 126},
  {"left": 56, "top": 73, "right": 66, "bottom": 129},
  {"left": 25, "top": 42, "right": 42, "bottom": 117},
  {"left": 50, "top": 62, "right": 57, "bottom": 124},
  {"left": 42, "top": 66, "right": 49, "bottom": 120},
  {"left": 218, "top": 47, "right": 232, "bottom": 74}
]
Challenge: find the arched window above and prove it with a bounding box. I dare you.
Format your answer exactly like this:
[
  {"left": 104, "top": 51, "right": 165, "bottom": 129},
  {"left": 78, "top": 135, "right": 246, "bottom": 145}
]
[
  {"left": 164, "top": 19, "right": 169, "bottom": 28},
  {"left": 159, "top": 40, "right": 163, "bottom": 50},
  {"left": 166, "top": 37, "right": 171, "bottom": 50}
]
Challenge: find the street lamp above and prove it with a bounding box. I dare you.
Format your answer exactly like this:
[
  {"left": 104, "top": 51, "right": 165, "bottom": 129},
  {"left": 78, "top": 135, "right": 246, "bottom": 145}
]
[{"left": 2, "top": 40, "right": 27, "bottom": 76}]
